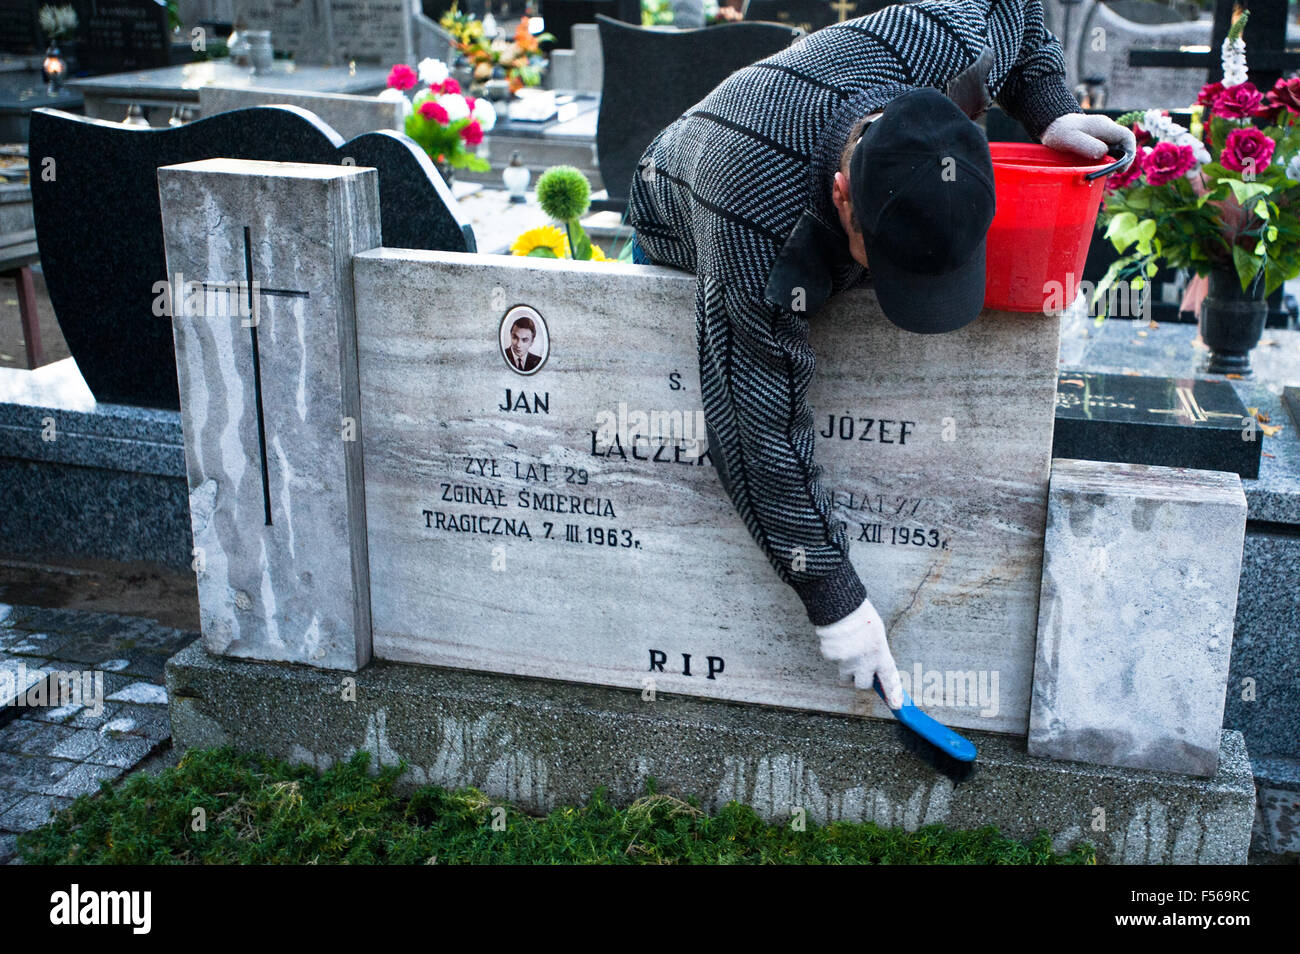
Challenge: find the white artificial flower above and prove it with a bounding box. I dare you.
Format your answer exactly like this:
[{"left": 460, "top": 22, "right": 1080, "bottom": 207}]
[
  {"left": 1222, "top": 36, "right": 1248, "bottom": 88},
  {"left": 418, "top": 57, "right": 449, "bottom": 86},
  {"left": 440, "top": 93, "right": 470, "bottom": 122},
  {"left": 377, "top": 85, "right": 413, "bottom": 119},
  {"left": 471, "top": 97, "right": 497, "bottom": 132},
  {"left": 1287, "top": 154, "right": 1300, "bottom": 182}
]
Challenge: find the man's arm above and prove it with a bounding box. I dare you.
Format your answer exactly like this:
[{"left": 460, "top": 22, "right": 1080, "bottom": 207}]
[
  {"left": 992, "top": 0, "right": 1083, "bottom": 141},
  {"left": 695, "top": 268, "right": 864, "bottom": 626}
]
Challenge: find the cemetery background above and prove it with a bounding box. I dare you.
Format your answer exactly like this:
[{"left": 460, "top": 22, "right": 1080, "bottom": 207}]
[{"left": 0, "top": 0, "right": 1295, "bottom": 864}]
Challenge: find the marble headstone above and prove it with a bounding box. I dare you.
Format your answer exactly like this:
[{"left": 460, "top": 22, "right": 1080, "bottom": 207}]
[
  {"left": 1029, "top": 458, "right": 1246, "bottom": 776},
  {"left": 158, "top": 158, "right": 380, "bottom": 670},
  {"left": 29, "top": 104, "right": 474, "bottom": 410},
  {"left": 234, "top": 0, "right": 415, "bottom": 65},
  {"left": 199, "top": 86, "right": 405, "bottom": 138},
  {"left": 351, "top": 249, "right": 1062, "bottom": 735}
]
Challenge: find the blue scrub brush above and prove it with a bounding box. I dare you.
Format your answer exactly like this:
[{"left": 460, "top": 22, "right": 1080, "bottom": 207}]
[{"left": 873, "top": 675, "right": 978, "bottom": 784}]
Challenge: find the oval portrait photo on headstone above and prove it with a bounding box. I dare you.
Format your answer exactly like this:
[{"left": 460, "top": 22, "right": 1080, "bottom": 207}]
[{"left": 499, "top": 304, "right": 550, "bottom": 376}]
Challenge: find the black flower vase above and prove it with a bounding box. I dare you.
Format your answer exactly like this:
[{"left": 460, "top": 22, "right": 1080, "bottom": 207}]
[{"left": 1199, "top": 266, "right": 1267, "bottom": 376}]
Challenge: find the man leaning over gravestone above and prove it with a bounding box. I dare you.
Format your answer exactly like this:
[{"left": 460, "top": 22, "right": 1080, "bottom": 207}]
[{"left": 625, "top": 1, "right": 1135, "bottom": 708}]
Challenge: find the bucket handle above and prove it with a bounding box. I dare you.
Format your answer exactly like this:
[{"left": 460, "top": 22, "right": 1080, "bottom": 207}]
[{"left": 1083, "top": 142, "right": 1136, "bottom": 182}]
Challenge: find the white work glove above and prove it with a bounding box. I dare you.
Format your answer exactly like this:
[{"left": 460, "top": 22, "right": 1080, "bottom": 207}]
[
  {"left": 814, "top": 596, "right": 904, "bottom": 709},
  {"left": 1041, "top": 112, "right": 1136, "bottom": 164}
]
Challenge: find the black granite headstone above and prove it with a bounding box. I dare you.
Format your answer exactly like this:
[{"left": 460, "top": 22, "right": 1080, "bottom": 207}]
[
  {"left": 1053, "top": 369, "right": 1261, "bottom": 479},
  {"left": 742, "top": 0, "right": 835, "bottom": 33},
  {"left": 594, "top": 14, "right": 800, "bottom": 211},
  {"left": 540, "top": 0, "right": 638, "bottom": 49},
  {"left": 74, "top": 0, "right": 171, "bottom": 73},
  {"left": 30, "top": 105, "right": 476, "bottom": 410}
]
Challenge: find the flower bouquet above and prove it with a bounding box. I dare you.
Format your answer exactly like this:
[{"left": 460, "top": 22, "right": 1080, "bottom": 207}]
[
  {"left": 510, "top": 166, "right": 611, "bottom": 262},
  {"left": 379, "top": 58, "right": 497, "bottom": 177},
  {"left": 440, "top": 3, "right": 554, "bottom": 95},
  {"left": 1097, "top": 10, "right": 1300, "bottom": 313}
]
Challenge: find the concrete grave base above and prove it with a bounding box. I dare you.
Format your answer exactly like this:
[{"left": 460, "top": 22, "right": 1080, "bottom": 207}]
[{"left": 165, "top": 643, "right": 1256, "bottom": 864}]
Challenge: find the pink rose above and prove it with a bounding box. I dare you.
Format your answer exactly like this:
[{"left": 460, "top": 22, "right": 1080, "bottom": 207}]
[
  {"left": 1143, "top": 142, "right": 1196, "bottom": 185},
  {"left": 419, "top": 100, "right": 449, "bottom": 124},
  {"left": 460, "top": 119, "right": 483, "bottom": 146},
  {"left": 1220, "top": 126, "right": 1276, "bottom": 173},
  {"left": 1212, "top": 81, "right": 1263, "bottom": 118},
  {"left": 440, "top": 77, "right": 461, "bottom": 95},
  {"left": 1105, "top": 147, "right": 1145, "bottom": 191},
  {"left": 387, "top": 63, "right": 417, "bottom": 91}
]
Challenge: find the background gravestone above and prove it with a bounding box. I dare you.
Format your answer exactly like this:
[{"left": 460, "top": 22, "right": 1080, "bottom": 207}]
[
  {"left": 540, "top": 0, "right": 639, "bottom": 49},
  {"left": 742, "top": 0, "right": 836, "bottom": 33},
  {"left": 594, "top": 14, "right": 800, "bottom": 211},
  {"left": 29, "top": 104, "right": 475, "bottom": 410},
  {"left": 1076, "top": 1, "right": 1212, "bottom": 110},
  {"left": 233, "top": 0, "right": 415, "bottom": 65},
  {"left": 76, "top": 0, "right": 172, "bottom": 73}
]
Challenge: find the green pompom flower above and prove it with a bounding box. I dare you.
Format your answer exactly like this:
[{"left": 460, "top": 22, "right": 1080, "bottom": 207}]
[{"left": 536, "top": 165, "right": 591, "bottom": 221}]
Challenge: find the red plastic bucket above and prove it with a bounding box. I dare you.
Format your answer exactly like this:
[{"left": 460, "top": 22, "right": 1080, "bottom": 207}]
[{"left": 984, "top": 143, "right": 1116, "bottom": 312}]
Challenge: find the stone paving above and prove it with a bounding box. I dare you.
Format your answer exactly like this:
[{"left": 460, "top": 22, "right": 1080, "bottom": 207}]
[{"left": 0, "top": 602, "right": 196, "bottom": 863}]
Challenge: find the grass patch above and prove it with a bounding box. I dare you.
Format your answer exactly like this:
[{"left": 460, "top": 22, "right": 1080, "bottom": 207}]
[{"left": 19, "top": 747, "right": 1096, "bottom": 864}]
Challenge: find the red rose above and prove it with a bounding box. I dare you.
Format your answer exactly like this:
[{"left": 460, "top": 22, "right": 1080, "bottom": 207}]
[
  {"left": 1143, "top": 142, "right": 1196, "bottom": 186},
  {"left": 1105, "top": 147, "right": 1145, "bottom": 191},
  {"left": 1260, "top": 76, "right": 1300, "bottom": 123},
  {"left": 386, "top": 63, "right": 417, "bottom": 91},
  {"left": 419, "top": 100, "right": 449, "bottom": 124},
  {"left": 1197, "top": 81, "right": 1225, "bottom": 107},
  {"left": 440, "top": 77, "right": 461, "bottom": 95},
  {"left": 1220, "top": 126, "right": 1276, "bottom": 173},
  {"left": 1213, "top": 81, "right": 1263, "bottom": 118},
  {"left": 460, "top": 119, "right": 484, "bottom": 146}
]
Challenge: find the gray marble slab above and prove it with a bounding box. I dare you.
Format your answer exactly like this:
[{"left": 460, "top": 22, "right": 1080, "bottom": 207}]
[
  {"left": 198, "top": 86, "right": 403, "bottom": 140},
  {"left": 353, "top": 249, "right": 1061, "bottom": 735},
  {"left": 159, "top": 158, "right": 380, "bottom": 670},
  {"left": 1029, "top": 458, "right": 1247, "bottom": 776}
]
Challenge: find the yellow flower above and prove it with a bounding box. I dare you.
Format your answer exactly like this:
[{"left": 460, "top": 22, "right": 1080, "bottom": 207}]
[
  {"left": 510, "top": 225, "right": 569, "bottom": 258},
  {"left": 588, "top": 244, "right": 607, "bottom": 261}
]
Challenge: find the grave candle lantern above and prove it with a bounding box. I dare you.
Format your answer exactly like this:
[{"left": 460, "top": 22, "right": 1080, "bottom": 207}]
[
  {"left": 503, "top": 152, "right": 530, "bottom": 203},
  {"left": 42, "top": 46, "right": 65, "bottom": 93}
]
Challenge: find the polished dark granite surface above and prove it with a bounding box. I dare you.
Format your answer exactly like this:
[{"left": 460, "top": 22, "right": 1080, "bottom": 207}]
[
  {"left": 1054, "top": 369, "right": 1261, "bottom": 479},
  {"left": 1057, "top": 310, "right": 1300, "bottom": 524}
]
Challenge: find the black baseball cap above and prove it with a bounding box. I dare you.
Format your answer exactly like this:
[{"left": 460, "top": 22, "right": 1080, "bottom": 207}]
[{"left": 849, "top": 87, "right": 996, "bottom": 335}]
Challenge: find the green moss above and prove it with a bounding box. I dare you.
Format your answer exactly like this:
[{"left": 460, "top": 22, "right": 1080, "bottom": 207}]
[{"left": 18, "top": 748, "right": 1096, "bottom": 865}]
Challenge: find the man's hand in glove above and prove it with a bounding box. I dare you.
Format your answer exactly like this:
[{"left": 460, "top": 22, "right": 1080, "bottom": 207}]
[
  {"left": 815, "top": 596, "right": 904, "bottom": 709},
  {"left": 1041, "top": 112, "right": 1136, "bottom": 163}
]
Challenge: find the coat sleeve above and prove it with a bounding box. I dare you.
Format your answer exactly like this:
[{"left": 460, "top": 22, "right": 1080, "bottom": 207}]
[
  {"left": 992, "top": 0, "right": 1084, "bottom": 141},
  {"left": 695, "top": 266, "right": 867, "bottom": 627}
]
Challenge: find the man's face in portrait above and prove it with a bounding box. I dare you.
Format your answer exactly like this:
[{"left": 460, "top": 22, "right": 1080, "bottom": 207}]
[{"left": 510, "top": 326, "right": 534, "bottom": 362}]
